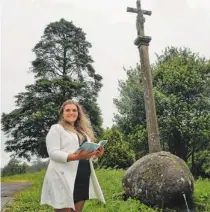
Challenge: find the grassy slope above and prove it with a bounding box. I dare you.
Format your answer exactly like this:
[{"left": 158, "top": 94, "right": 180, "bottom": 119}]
[{"left": 1, "top": 169, "right": 210, "bottom": 212}]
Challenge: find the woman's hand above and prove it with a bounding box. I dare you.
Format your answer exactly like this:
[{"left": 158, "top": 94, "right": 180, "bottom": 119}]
[
  {"left": 95, "top": 146, "right": 104, "bottom": 158},
  {"left": 69, "top": 150, "right": 97, "bottom": 161}
]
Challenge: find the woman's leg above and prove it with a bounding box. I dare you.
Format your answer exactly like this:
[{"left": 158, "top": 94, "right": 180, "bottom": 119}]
[
  {"left": 54, "top": 201, "right": 85, "bottom": 212},
  {"left": 55, "top": 208, "right": 72, "bottom": 212},
  {"left": 74, "top": 200, "right": 85, "bottom": 212}
]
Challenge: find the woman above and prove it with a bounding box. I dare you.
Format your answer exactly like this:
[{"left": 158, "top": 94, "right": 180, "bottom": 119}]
[{"left": 41, "top": 100, "right": 106, "bottom": 212}]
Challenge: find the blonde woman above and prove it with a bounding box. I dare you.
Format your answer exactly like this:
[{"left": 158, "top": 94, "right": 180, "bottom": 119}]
[{"left": 41, "top": 100, "right": 105, "bottom": 212}]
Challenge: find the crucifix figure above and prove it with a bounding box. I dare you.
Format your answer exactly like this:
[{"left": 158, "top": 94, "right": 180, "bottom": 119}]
[
  {"left": 127, "top": 0, "right": 161, "bottom": 153},
  {"left": 127, "top": 0, "right": 151, "bottom": 37}
]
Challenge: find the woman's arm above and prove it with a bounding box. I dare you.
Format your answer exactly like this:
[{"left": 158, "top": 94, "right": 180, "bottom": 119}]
[{"left": 46, "top": 124, "right": 69, "bottom": 163}]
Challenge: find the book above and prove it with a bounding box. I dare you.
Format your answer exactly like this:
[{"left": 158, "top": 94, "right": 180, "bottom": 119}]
[{"left": 75, "top": 140, "right": 108, "bottom": 152}]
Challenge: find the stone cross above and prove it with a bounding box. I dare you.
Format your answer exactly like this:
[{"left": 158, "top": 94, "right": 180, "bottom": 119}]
[
  {"left": 127, "top": 0, "right": 161, "bottom": 153},
  {"left": 127, "top": 0, "right": 151, "bottom": 37}
]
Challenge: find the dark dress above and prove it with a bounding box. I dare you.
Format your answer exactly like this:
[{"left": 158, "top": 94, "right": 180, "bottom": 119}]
[{"left": 73, "top": 135, "right": 91, "bottom": 203}]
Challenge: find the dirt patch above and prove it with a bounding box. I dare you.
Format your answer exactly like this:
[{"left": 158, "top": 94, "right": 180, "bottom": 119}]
[{"left": 1, "top": 182, "right": 32, "bottom": 211}]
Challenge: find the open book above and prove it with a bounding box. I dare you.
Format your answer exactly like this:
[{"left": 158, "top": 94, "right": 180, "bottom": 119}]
[{"left": 75, "top": 140, "right": 108, "bottom": 153}]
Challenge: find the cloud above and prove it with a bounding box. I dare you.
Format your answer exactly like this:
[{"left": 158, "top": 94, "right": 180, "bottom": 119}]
[{"left": 186, "top": 0, "right": 210, "bottom": 9}]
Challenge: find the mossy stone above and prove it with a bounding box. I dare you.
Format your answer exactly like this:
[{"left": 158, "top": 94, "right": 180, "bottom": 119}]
[{"left": 122, "top": 151, "right": 194, "bottom": 209}]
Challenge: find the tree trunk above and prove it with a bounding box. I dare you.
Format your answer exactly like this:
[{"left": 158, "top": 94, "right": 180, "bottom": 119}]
[
  {"left": 191, "top": 143, "right": 195, "bottom": 175},
  {"left": 175, "top": 144, "right": 188, "bottom": 162}
]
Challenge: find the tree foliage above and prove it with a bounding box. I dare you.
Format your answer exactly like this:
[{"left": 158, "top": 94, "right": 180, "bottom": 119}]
[
  {"left": 114, "top": 47, "right": 210, "bottom": 176},
  {"left": 113, "top": 67, "right": 148, "bottom": 159},
  {"left": 154, "top": 47, "right": 210, "bottom": 162},
  {"left": 1, "top": 19, "right": 103, "bottom": 160},
  {"left": 114, "top": 67, "right": 146, "bottom": 134},
  {"left": 1, "top": 158, "right": 29, "bottom": 177}
]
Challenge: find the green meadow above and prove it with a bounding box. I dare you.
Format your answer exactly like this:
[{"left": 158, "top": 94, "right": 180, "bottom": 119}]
[{"left": 1, "top": 169, "right": 210, "bottom": 212}]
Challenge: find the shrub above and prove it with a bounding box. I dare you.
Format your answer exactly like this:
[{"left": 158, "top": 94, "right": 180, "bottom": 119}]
[{"left": 98, "top": 128, "right": 136, "bottom": 169}]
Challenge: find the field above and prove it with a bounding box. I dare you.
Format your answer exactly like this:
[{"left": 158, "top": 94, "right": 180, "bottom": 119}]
[{"left": 1, "top": 169, "right": 210, "bottom": 212}]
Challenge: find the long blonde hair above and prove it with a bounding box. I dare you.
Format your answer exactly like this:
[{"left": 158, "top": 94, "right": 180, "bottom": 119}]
[{"left": 58, "top": 99, "right": 96, "bottom": 142}]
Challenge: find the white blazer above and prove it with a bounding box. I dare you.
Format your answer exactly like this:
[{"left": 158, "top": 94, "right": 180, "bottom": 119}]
[{"left": 40, "top": 124, "right": 106, "bottom": 210}]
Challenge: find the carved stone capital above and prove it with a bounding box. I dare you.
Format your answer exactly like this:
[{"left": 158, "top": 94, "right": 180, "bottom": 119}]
[{"left": 134, "top": 36, "right": 152, "bottom": 46}]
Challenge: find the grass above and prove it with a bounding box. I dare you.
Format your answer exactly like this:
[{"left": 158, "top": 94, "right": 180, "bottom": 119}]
[
  {"left": 192, "top": 178, "right": 210, "bottom": 211},
  {"left": 1, "top": 169, "right": 210, "bottom": 212}
]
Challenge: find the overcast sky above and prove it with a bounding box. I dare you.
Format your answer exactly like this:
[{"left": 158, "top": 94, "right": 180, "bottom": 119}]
[{"left": 1, "top": 0, "right": 210, "bottom": 167}]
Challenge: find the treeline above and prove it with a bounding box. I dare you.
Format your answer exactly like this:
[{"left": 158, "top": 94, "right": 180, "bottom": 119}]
[{"left": 1, "top": 158, "right": 49, "bottom": 177}]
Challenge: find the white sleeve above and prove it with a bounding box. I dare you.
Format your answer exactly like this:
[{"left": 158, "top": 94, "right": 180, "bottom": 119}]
[{"left": 46, "top": 124, "right": 69, "bottom": 163}]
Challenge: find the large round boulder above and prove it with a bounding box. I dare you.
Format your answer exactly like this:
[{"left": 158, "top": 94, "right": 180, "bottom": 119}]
[{"left": 122, "top": 151, "right": 194, "bottom": 208}]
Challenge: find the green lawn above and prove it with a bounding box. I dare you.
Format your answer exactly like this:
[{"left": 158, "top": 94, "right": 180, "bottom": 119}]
[{"left": 1, "top": 169, "right": 210, "bottom": 212}]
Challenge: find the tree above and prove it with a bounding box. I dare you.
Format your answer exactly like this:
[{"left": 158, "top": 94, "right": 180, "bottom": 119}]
[
  {"left": 2, "top": 158, "right": 28, "bottom": 176},
  {"left": 114, "top": 47, "right": 210, "bottom": 173},
  {"left": 113, "top": 67, "right": 149, "bottom": 159},
  {"left": 154, "top": 47, "right": 210, "bottom": 163},
  {"left": 114, "top": 67, "right": 146, "bottom": 135},
  {"left": 1, "top": 19, "right": 103, "bottom": 160},
  {"left": 26, "top": 159, "right": 49, "bottom": 173}
]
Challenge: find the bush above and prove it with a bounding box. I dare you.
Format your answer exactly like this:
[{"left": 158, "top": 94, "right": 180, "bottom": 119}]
[{"left": 98, "top": 128, "right": 136, "bottom": 169}]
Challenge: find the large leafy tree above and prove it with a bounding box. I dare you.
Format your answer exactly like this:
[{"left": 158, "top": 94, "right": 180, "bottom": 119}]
[
  {"left": 2, "top": 19, "right": 103, "bottom": 160},
  {"left": 154, "top": 47, "right": 210, "bottom": 163},
  {"left": 114, "top": 47, "right": 210, "bottom": 170}
]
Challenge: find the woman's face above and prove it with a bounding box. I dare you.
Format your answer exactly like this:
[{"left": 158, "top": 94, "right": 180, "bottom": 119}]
[{"left": 63, "top": 104, "right": 79, "bottom": 125}]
